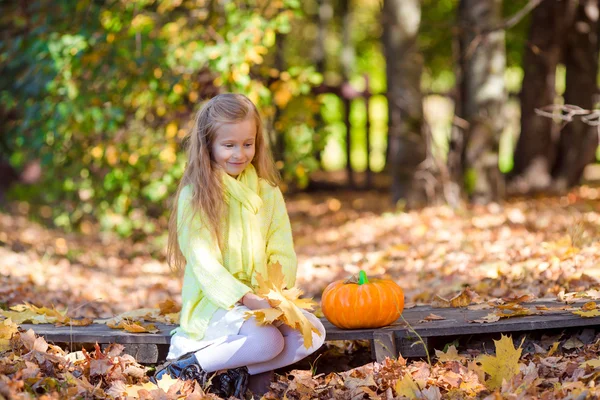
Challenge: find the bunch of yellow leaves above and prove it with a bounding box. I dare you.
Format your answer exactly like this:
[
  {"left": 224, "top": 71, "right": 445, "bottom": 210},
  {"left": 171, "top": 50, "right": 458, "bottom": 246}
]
[
  {"left": 0, "top": 303, "right": 92, "bottom": 326},
  {"left": 245, "top": 262, "right": 321, "bottom": 348}
]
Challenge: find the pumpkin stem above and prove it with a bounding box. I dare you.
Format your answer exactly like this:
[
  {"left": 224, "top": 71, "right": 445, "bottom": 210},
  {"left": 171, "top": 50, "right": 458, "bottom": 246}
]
[{"left": 358, "top": 270, "right": 369, "bottom": 285}]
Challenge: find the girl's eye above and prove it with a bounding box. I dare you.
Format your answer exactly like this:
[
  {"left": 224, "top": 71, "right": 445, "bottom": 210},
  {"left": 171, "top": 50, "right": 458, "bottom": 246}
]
[
  {"left": 224, "top": 144, "right": 234, "bottom": 148},
  {"left": 244, "top": 143, "right": 254, "bottom": 148}
]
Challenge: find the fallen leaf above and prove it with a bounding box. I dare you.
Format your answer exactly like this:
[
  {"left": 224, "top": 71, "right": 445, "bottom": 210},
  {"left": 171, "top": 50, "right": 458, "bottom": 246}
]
[
  {"left": 395, "top": 373, "right": 421, "bottom": 398},
  {"left": 572, "top": 309, "right": 600, "bottom": 318},
  {"left": 158, "top": 299, "right": 181, "bottom": 314},
  {"left": 581, "top": 359, "right": 600, "bottom": 369},
  {"left": 107, "top": 319, "right": 159, "bottom": 333},
  {"left": 420, "top": 313, "right": 445, "bottom": 323},
  {"left": 470, "top": 313, "right": 501, "bottom": 324},
  {"left": 435, "top": 345, "right": 464, "bottom": 362},
  {"left": 562, "top": 337, "right": 584, "bottom": 350},
  {"left": 501, "top": 294, "right": 535, "bottom": 303},
  {"left": 582, "top": 301, "right": 597, "bottom": 311},
  {"left": 0, "top": 318, "right": 18, "bottom": 352},
  {"left": 432, "top": 288, "right": 476, "bottom": 308},
  {"left": 344, "top": 374, "right": 376, "bottom": 390},
  {"left": 439, "top": 370, "right": 462, "bottom": 388},
  {"left": 478, "top": 335, "right": 523, "bottom": 390},
  {"left": 467, "top": 303, "right": 493, "bottom": 310},
  {"left": 547, "top": 341, "right": 560, "bottom": 356}
]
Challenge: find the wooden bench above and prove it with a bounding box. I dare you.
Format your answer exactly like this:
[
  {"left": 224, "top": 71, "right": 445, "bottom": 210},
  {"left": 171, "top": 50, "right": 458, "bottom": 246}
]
[{"left": 21, "top": 299, "right": 600, "bottom": 364}]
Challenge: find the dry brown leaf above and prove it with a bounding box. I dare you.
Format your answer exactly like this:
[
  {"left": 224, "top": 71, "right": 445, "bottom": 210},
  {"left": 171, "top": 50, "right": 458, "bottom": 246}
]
[
  {"left": 470, "top": 313, "right": 501, "bottom": 324},
  {"left": 158, "top": 299, "right": 181, "bottom": 314},
  {"left": 107, "top": 319, "right": 159, "bottom": 333},
  {"left": 438, "top": 370, "right": 462, "bottom": 388},
  {"left": 501, "top": 294, "right": 535, "bottom": 303},
  {"left": 420, "top": 313, "right": 445, "bottom": 323},
  {"left": 467, "top": 303, "right": 494, "bottom": 310},
  {"left": 432, "top": 288, "right": 476, "bottom": 308}
]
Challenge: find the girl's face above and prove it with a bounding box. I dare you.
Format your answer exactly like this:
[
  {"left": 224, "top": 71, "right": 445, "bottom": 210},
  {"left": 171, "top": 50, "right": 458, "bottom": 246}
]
[{"left": 211, "top": 118, "right": 257, "bottom": 177}]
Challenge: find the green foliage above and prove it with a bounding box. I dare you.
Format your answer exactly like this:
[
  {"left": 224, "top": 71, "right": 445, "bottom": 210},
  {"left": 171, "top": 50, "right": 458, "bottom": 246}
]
[{"left": 1, "top": 0, "right": 317, "bottom": 235}]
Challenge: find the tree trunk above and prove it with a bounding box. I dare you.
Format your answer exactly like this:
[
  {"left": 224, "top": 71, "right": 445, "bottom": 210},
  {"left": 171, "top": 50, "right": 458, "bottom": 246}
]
[
  {"left": 510, "top": 0, "right": 576, "bottom": 193},
  {"left": 453, "top": 0, "right": 506, "bottom": 203},
  {"left": 340, "top": 0, "right": 355, "bottom": 187},
  {"left": 552, "top": 0, "right": 599, "bottom": 190},
  {"left": 382, "top": 0, "right": 428, "bottom": 206},
  {"left": 312, "top": 0, "right": 332, "bottom": 168},
  {"left": 271, "top": 34, "right": 286, "bottom": 164}
]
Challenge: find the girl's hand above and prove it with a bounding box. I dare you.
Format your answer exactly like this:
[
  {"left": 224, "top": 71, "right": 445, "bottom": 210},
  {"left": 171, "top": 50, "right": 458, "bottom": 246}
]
[{"left": 241, "top": 293, "right": 272, "bottom": 310}]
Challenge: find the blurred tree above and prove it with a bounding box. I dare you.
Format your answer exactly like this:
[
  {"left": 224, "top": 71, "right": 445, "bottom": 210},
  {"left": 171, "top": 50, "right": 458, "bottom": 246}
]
[
  {"left": 552, "top": 0, "right": 599, "bottom": 190},
  {"left": 511, "top": 0, "right": 599, "bottom": 193},
  {"left": 382, "top": 0, "right": 430, "bottom": 206},
  {"left": 449, "top": 0, "right": 506, "bottom": 203},
  {"left": 510, "top": 0, "right": 574, "bottom": 192}
]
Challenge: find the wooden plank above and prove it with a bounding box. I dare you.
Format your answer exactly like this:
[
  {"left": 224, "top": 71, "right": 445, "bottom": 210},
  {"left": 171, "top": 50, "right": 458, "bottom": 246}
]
[
  {"left": 372, "top": 330, "right": 396, "bottom": 363},
  {"left": 20, "top": 323, "right": 175, "bottom": 345},
  {"left": 397, "top": 336, "right": 429, "bottom": 358},
  {"left": 19, "top": 299, "right": 600, "bottom": 362},
  {"left": 323, "top": 299, "right": 600, "bottom": 341}
]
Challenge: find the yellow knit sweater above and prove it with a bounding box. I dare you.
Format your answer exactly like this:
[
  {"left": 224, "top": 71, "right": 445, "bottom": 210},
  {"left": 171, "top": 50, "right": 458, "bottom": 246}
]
[{"left": 174, "top": 179, "right": 297, "bottom": 341}]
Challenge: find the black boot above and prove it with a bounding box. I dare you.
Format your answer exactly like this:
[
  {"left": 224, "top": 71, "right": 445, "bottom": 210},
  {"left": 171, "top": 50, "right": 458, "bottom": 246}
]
[
  {"left": 209, "top": 366, "right": 249, "bottom": 399},
  {"left": 152, "top": 352, "right": 207, "bottom": 386}
]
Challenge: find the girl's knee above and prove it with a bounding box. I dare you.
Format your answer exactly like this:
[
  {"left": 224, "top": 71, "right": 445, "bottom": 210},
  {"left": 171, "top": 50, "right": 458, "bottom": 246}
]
[{"left": 253, "top": 324, "right": 285, "bottom": 361}]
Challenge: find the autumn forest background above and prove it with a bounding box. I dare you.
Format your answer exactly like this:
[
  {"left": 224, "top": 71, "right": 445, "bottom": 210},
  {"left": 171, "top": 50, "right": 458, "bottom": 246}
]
[{"left": 2, "top": 0, "right": 600, "bottom": 399}]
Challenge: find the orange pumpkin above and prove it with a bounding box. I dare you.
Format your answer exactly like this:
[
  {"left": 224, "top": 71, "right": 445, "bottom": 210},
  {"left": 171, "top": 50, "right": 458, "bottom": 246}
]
[{"left": 321, "top": 270, "right": 404, "bottom": 329}]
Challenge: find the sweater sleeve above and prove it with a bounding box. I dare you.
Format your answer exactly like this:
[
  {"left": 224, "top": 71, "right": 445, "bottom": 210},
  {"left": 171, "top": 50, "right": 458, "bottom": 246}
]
[
  {"left": 265, "top": 186, "right": 298, "bottom": 289},
  {"left": 178, "top": 186, "right": 252, "bottom": 309}
]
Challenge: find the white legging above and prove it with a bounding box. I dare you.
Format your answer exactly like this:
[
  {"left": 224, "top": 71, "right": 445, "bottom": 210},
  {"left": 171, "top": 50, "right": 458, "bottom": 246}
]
[{"left": 195, "top": 312, "right": 325, "bottom": 375}]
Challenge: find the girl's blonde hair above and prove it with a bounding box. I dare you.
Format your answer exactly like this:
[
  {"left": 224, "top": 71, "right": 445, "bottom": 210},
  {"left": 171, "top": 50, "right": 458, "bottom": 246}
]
[{"left": 167, "top": 93, "right": 280, "bottom": 272}]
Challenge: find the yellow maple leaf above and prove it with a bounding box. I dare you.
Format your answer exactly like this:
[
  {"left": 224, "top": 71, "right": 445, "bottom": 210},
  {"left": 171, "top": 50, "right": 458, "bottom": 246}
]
[
  {"left": 120, "top": 375, "right": 178, "bottom": 397},
  {"left": 95, "top": 307, "right": 179, "bottom": 325},
  {"left": 394, "top": 373, "right": 421, "bottom": 399},
  {"left": 252, "top": 308, "right": 284, "bottom": 324},
  {"left": 1, "top": 303, "right": 58, "bottom": 324},
  {"left": 247, "top": 262, "right": 320, "bottom": 348},
  {"left": 573, "top": 308, "right": 600, "bottom": 317},
  {"left": 581, "top": 359, "right": 600, "bottom": 369},
  {"left": 435, "top": 345, "right": 464, "bottom": 362},
  {"left": 548, "top": 341, "right": 560, "bottom": 356},
  {"left": 477, "top": 335, "right": 523, "bottom": 390},
  {"left": 0, "top": 318, "right": 18, "bottom": 352},
  {"left": 0, "top": 303, "right": 92, "bottom": 326}
]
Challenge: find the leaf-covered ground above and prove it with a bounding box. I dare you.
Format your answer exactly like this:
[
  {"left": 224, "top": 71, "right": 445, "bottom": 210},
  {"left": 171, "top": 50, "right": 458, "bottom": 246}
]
[{"left": 1, "top": 185, "right": 600, "bottom": 399}]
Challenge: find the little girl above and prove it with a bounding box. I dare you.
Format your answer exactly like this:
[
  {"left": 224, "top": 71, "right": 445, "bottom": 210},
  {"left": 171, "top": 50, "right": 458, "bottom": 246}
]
[{"left": 154, "top": 93, "right": 325, "bottom": 397}]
